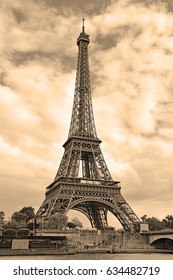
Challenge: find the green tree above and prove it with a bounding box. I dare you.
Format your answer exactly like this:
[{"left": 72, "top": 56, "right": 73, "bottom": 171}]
[
  {"left": 44, "top": 214, "right": 68, "bottom": 230},
  {"left": 71, "top": 217, "right": 83, "bottom": 228}
]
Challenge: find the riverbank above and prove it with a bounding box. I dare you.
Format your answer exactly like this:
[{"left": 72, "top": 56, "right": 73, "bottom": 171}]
[
  {"left": 77, "top": 248, "right": 173, "bottom": 254},
  {"left": 110, "top": 248, "right": 173, "bottom": 254},
  {"left": 0, "top": 247, "right": 76, "bottom": 256},
  {"left": 0, "top": 247, "right": 173, "bottom": 256}
]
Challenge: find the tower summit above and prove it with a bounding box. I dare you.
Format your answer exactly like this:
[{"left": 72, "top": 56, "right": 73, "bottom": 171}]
[
  {"left": 82, "top": 18, "right": 85, "bottom": 33},
  {"left": 68, "top": 18, "right": 96, "bottom": 139},
  {"left": 37, "top": 21, "right": 140, "bottom": 231}
]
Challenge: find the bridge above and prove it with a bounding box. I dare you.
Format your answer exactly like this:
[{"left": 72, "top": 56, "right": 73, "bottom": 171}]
[{"left": 143, "top": 230, "right": 173, "bottom": 249}]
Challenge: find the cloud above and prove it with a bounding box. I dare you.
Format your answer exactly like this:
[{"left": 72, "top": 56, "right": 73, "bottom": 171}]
[
  {"left": 90, "top": 0, "right": 173, "bottom": 220},
  {"left": 0, "top": 0, "right": 173, "bottom": 226}
]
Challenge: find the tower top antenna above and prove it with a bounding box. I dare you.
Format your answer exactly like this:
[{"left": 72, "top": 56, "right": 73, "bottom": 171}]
[
  {"left": 82, "top": 18, "right": 85, "bottom": 33},
  {"left": 77, "top": 18, "right": 89, "bottom": 45}
]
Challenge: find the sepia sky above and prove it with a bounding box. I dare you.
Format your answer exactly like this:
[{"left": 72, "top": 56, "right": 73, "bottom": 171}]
[{"left": 0, "top": 0, "right": 173, "bottom": 227}]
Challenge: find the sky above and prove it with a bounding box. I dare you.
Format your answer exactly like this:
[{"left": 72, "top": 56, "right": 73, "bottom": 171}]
[{"left": 0, "top": 0, "right": 173, "bottom": 228}]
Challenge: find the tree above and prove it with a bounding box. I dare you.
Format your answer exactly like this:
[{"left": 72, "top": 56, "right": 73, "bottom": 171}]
[
  {"left": 162, "top": 215, "right": 173, "bottom": 229},
  {"left": 147, "top": 217, "right": 165, "bottom": 231},
  {"left": 140, "top": 215, "right": 165, "bottom": 231},
  {"left": 0, "top": 211, "right": 5, "bottom": 226},
  {"left": 19, "top": 206, "right": 35, "bottom": 221},
  {"left": 71, "top": 217, "right": 83, "bottom": 228},
  {"left": 11, "top": 211, "right": 28, "bottom": 223},
  {"left": 44, "top": 214, "right": 68, "bottom": 230},
  {"left": 4, "top": 220, "right": 19, "bottom": 230},
  {"left": 67, "top": 222, "right": 77, "bottom": 229},
  {"left": 11, "top": 206, "right": 35, "bottom": 224}
]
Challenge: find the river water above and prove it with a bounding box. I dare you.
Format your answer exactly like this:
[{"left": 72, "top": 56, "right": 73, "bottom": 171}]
[{"left": 0, "top": 253, "right": 173, "bottom": 260}]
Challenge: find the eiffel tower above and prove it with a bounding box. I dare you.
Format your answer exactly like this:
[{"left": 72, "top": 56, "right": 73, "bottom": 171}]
[{"left": 37, "top": 20, "right": 140, "bottom": 232}]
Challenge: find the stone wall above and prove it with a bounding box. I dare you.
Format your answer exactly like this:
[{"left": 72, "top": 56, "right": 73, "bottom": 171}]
[
  {"left": 113, "top": 233, "right": 150, "bottom": 249},
  {"left": 36, "top": 228, "right": 150, "bottom": 249},
  {"left": 79, "top": 231, "right": 150, "bottom": 249}
]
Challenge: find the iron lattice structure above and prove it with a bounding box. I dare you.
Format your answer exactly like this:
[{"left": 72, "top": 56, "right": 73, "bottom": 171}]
[{"left": 37, "top": 22, "right": 140, "bottom": 231}]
